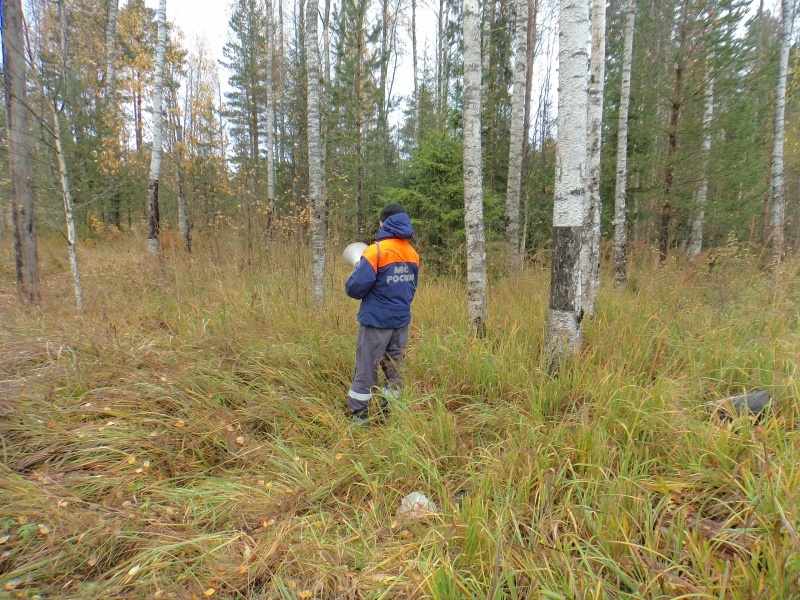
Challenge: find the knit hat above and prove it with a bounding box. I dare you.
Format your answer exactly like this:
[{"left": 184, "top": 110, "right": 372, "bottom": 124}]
[{"left": 380, "top": 202, "right": 406, "bottom": 223}]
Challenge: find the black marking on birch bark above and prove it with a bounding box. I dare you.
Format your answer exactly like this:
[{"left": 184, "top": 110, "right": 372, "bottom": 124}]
[{"left": 549, "top": 226, "right": 582, "bottom": 312}]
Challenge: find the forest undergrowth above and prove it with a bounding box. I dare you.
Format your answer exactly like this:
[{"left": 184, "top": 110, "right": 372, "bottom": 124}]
[{"left": 1, "top": 232, "right": 799, "bottom": 599}]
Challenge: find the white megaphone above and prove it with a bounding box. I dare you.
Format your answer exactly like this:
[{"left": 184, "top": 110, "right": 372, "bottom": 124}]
[{"left": 343, "top": 242, "right": 368, "bottom": 268}]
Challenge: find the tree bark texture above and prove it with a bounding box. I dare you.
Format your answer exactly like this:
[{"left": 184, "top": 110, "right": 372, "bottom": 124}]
[
  {"left": 105, "top": 0, "right": 119, "bottom": 96},
  {"left": 53, "top": 0, "right": 84, "bottom": 311},
  {"left": 770, "top": 0, "right": 791, "bottom": 265},
  {"left": 306, "top": 0, "right": 326, "bottom": 304},
  {"left": 659, "top": 3, "right": 686, "bottom": 266},
  {"left": 266, "top": 0, "right": 276, "bottom": 233},
  {"left": 463, "top": 0, "right": 488, "bottom": 337},
  {"left": 613, "top": 3, "right": 635, "bottom": 290},
  {"left": 2, "top": 0, "right": 41, "bottom": 305},
  {"left": 505, "top": 0, "right": 529, "bottom": 270},
  {"left": 581, "top": 0, "right": 605, "bottom": 317},
  {"left": 148, "top": 0, "right": 167, "bottom": 254},
  {"left": 688, "top": 71, "right": 713, "bottom": 260},
  {"left": 546, "top": 0, "right": 589, "bottom": 371},
  {"left": 522, "top": 0, "right": 537, "bottom": 162}
]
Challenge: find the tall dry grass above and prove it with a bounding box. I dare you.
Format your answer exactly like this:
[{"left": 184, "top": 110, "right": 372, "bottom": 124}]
[{"left": 1, "top": 231, "right": 799, "bottom": 599}]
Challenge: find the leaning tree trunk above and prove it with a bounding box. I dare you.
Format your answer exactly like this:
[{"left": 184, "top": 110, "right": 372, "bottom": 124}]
[
  {"left": 463, "top": 0, "right": 488, "bottom": 337},
  {"left": 770, "top": 0, "right": 791, "bottom": 265},
  {"left": 613, "top": 2, "right": 635, "bottom": 289},
  {"left": 51, "top": 0, "right": 84, "bottom": 312},
  {"left": 2, "top": 0, "right": 40, "bottom": 305},
  {"left": 147, "top": 0, "right": 167, "bottom": 255},
  {"left": 546, "top": 0, "right": 589, "bottom": 372},
  {"left": 581, "top": 0, "right": 605, "bottom": 318},
  {"left": 306, "top": 0, "right": 326, "bottom": 304},
  {"left": 505, "top": 0, "right": 529, "bottom": 270},
  {"left": 688, "top": 69, "right": 713, "bottom": 260},
  {"left": 50, "top": 104, "right": 84, "bottom": 312}
]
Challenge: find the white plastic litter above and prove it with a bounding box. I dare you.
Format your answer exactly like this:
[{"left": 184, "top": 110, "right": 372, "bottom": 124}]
[{"left": 397, "top": 492, "right": 438, "bottom": 521}]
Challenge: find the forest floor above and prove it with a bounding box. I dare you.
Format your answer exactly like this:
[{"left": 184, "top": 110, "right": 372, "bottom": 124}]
[{"left": 1, "top": 232, "right": 799, "bottom": 599}]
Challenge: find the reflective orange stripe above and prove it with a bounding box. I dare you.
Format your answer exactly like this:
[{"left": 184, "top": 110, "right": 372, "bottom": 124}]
[{"left": 363, "top": 239, "right": 419, "bottom": 272}]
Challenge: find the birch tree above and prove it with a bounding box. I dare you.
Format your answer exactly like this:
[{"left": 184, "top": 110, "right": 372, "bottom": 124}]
[
  {"left": 106, "top": 0, "right": 119, "bottom": 96},
  {"left": 546, "top": 0, "right": 589, "bottom": 371},
  {"left": 147, "top": 0, "right": 167, "bottom": 254},
  {"left": 581, "top": 0, "right": 605, "bottom": 317},
  {"left": 307, "top": 0, "right": 326, "bottom": 304},
  {"left": 265, "top": 0, "right": 276, "bottom": 232},
  {"left": 688, "top": 69, "right": 713, "bottom": 260},
  {"left": 45, "top": 0, "right": 84, "bottom": 312},
  {"left": 2, "top": 0, "right": 41, "bottom": 305},
  {"left": 505, "top": 0, "right": 529, "bottom": 269},
  {"left": 613, "top": 3, "right": 635, "bottom": 289},
  {"left": 463, "top": 0, "right": 487, "bottom": 336},
  {"left": 770, "top": 0, "right": 792, "bottom": 265}
]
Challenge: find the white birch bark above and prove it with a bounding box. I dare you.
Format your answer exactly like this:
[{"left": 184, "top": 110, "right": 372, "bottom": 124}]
[
  {"left": 306, "top": 0, "right": 326, "bottom": 304},
  {"left": 546, "top": 0, "right": 589, "bottom": 371},
  {"left": 463, "top": 0, "right": 488, "bottom": 336},
  {"left": 613, "top": 3, "right": 635, "bottom": 289},
  {"left": 266, "top": 0, "right": 276, "bottom": 227},
  {"left": 50, "top": 104, "right": 84, "bottom": 312},
  {"left": 770, "top": 0, "right": 792, "bottom": 265},
  {"left": 505, "top": 0, "right": 528, "bottom": 270},
  {"left": 147, "top": 0, "right": 167, "bottom": 254},
  {"left": 581, "top": 0, "right": 605, "bottom": 317},
  {"left": 688, "top": 71, "right": 713, "bottom": 260},
  {"left": 105, "top": 0, "right": 119, "bottom": 97},
  {"left": 52, "top": 0, "right": 83, "bottom": 311}
]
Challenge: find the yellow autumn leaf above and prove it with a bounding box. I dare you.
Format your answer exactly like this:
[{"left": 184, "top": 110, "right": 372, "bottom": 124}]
[
  {"left": 127, "top": 456, "right": 136, "bottom": 465},
  {"left": 203, "top": 588, "right": 216, "bottom": 596},
  {"left": 128, "top": 564, "right": 141, "bottom": 576},
  {"left": 38, "top": 524, "right": 51, "bottom": 535},
  {"left": 174, "top": 420, "right": 185, "bottom": 428},
  {"left": 298, "top": 591, "right": 312, "bottom": 599}
]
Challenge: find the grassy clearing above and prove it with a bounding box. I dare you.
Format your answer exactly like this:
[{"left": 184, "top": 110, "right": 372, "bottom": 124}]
[{"left": 1, "top": 233, "right": 799, "bottom": 599}]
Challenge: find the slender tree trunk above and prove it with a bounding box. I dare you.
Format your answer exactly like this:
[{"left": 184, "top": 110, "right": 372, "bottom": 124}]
[
  {"left": 148, "top": 0, "right": 167, "bottom": 254},
  {"left": 659, "top": 3, "right": 686, "bottom": 266},
  {"left": 770, "top": 0, "right": 791, "bottom": 265},
  {"left": 581, "top": 0, "right": 605, "bottom": 317},
  {"left": 104, "top": 0, "right": 121, "bottom": 228},
  {"left": 412, "top": 0, "right": 418, "bottom": 137},
  {"left": 505, "top": 0, "right": 528, "bottom": 269},
  {"left": 463, "top": 0, "right": 487, "bottom": 337},
  {"left": 306, "top": 0, "right": 326, "bottom": 304},
  {"left": 50, "top": 0, "right": 84, "bottom": 311},
  {"left": 105, "top": 0, "right": 119, "bottom": 96},
  {"left": 688, "top": 70, "right": 713, "bottom": 260},
  {"left": 522, "top": 0, "right": 537, "bottom": 161},
  {"left": 613, "top": 3, "right": 635, "bottom": 289},
  {"left": 266, "top": 0, "right": 276, "bottom": 237},
  {"left": 50, "top": 104, "right": 84, "bottom": 312},
  {"left": 323, "top": 0, "right": 331, "bottom": 82},
  {"left": 135, "top": 83, "right": 143, "bottom": 152},
  {"left": 546, "top": 0, "right": 589, "bottom": 372},
  {"left": 2, "top": 0, "right": 40, "bottom": 305}
]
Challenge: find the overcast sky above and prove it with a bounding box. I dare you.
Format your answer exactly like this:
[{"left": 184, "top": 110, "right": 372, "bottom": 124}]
[{"left": 141, "top": 0, "right": 783, "bottom": 129}]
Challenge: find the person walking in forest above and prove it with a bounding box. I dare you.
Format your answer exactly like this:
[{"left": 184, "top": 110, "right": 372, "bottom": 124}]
[{"left": 345, "top": 203, "right": 420, "bottom": 425}]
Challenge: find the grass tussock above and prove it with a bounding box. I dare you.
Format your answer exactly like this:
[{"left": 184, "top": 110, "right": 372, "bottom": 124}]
[{"left": 1, "top": 232, "right": 799, "bottom": 599}]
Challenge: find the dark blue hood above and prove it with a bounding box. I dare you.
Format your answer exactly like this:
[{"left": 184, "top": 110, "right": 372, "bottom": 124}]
[{"left": 376, "top": 213, "right": 414, "bottom": 241}]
